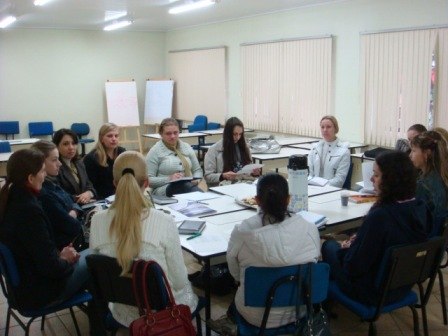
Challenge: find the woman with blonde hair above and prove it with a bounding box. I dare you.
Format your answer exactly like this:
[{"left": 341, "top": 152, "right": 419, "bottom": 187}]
[
  {"left": 84, "top": 123, "right": 126, "bottom": 199},
  {"left": 307, "top": 115, "right": 350, "bottom": 187},
  {"left": 90, "top": 151, "right": 198, "bottom": 327},
  {"left": 410, "top": 130, "right": 448, "bottom": 236}
]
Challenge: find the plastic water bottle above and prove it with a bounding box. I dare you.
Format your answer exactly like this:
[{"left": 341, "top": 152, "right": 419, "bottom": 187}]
[{"left": 287, "top": 155, "right": 308, "bottom": 212}]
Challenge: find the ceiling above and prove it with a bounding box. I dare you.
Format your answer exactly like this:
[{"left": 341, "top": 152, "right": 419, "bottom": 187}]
[{"left": 0, "top": 0, "right": 343, "bottom": 31}]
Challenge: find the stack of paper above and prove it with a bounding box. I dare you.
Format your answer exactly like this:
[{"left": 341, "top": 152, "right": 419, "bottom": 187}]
[
  {"left": 307, "top": 176, "right": 329, "bottom": 187},
  {"left": 297, "top": 210, "right": 328, "bottom": 228}
]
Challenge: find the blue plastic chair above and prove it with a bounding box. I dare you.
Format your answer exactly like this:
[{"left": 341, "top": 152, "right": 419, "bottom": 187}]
[
  {"left": 28, "top": 121, "right": 54, "bottom": 137},
  {"left": 328, "top": 238, "right": 445, "bottom": 336},
  {"left": 207, "top": 122, "right": 221, "bottom": 130},
  {"left": 0, "top": 121, "right": 19, "bottom": 140},
  {"left": 342, "top": 162, "right": 354, "bottom": 190},
  {"left": 188, "top": 115, "right": 208, "bottom": 133},
  {"left": 0, "top": 141, "right": 12, "bottom": 153},
  {"left": 0, "top": 242, "right": 92, "bottom": 336},
  {"left": 71, "top": 123, "right": 95, "bottom": 156},
  {"left": 86, "top": 254, "right": 205, "bottom": 335},
  {"left": 235, "top": 263, "right": 330, "bottom": 336}
]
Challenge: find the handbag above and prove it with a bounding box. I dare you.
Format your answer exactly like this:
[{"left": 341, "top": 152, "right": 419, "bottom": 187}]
[
  {"left": 294, "top": 264, "right": 332, "bottom": 336},
  {"left": 248, "top": 136, "right": 281, "bottom": 154},
  {"left": 129, "top": 260, "right": 196, "bottom": 336}
]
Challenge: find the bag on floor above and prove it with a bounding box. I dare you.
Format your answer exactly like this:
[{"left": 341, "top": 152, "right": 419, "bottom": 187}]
[{"left": 129, "top": 260, "right": 196, "bottom": 336}]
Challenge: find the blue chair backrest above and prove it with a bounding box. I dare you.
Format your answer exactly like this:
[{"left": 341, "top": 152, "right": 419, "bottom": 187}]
[
  {"left": 28, "top": 122, "right": 54, "bottom": 137},
  {"left": 0, "top": 242, "right": 20, "bottom": 288},
  {"left": 0, "top": 121, "right": 19, "bottom": 136},
  {"left": 71, "top": 123, "right": 90, "bottom": 137},
  {"left": 207, "top": 122, "right": 221, "bottom": 130},
  {"left": 244, "top": 263, "right": 329, "bottom": 308},
  {"left": 342, "top": 162, "right": 354, "bottom": 190},
  {"left": 0, "top": 141, "right": 12, "bottom": 153}
]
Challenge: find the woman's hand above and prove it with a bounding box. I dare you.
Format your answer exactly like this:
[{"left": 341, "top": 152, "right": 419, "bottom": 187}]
[
  {"left": 76, "top": 191, "right": 93, "bottom": 204},
  {"left": 222, "top": 171, "right": 238, "bottom": 181},
  {"left": 170, "top": 172, "right": 184, "bottom": 181},
  {"left": 60, "top": 244, "right": 80, "bottom": 264},
  {"left": 68, "top": 210, "right": 78, "bottom": 218},
  {"left": 340, "top": 234, "right": 357, "bottom": 249}
]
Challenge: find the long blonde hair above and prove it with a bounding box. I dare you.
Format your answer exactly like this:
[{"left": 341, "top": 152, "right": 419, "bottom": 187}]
[
  {"left": 94, "top": 123, "right": 119, "bottom": 167},
  {"left": 109, "top": 151, "right": 151, "bottom": 274}
]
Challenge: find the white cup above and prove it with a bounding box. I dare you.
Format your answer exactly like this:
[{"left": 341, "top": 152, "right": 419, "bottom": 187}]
[{"left": 340, "top": 190, "right": 350, "bottom": 206}]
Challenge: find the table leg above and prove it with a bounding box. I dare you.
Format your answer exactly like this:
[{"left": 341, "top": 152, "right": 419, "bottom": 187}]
[{"left": 203, "top": 258, "right": 211, "bottom": 336}]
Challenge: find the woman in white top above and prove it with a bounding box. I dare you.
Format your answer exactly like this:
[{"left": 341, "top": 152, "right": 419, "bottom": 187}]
[
  {"left": 90, "top": 151, "right": 198, "bottom": 327},
  {"left": 227, "top": 173, "right": 320, "bottom": 328},
  {"left": 308, "top": 115, "right": 350, "bottom": 187}
]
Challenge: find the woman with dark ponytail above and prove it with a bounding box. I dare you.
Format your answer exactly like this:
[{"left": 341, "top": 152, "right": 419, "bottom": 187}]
[{"left": 226, "top": 173, "right": 320, "bottom": 329}]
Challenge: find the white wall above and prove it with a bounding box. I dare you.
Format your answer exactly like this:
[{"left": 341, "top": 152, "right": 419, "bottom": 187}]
[
  {"left": 0, "top": 29, "right": 165, "bottom": 149},
  {"left": 165, "top": 0, "right": 448, "bottom": 142}
]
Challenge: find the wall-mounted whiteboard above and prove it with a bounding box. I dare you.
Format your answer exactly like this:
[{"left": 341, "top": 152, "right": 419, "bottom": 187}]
[
  {"left": 105, "top": 81, "right": 140, "bottom": 127},
  {"left": 144, "top": 80, "right": 174, "bottom": 124}
]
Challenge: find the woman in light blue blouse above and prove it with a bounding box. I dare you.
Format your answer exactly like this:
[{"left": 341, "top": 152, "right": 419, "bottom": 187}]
[{"left": 146, "top": 118, "right": 203, "bottom": 196}]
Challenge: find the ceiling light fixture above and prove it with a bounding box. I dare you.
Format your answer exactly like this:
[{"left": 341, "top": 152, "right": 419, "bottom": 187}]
[
  {"left": 0, "top": 15, "right": 17, "bottom": 28},
  {"left": 169, "top": 0, "right": 216, "bottom": 15},
  {"left": 103, "top": 20, "right": 133, "bottom": 31},
  {"left": 34, "top": 0, "right": 53, "bottom": 6}
]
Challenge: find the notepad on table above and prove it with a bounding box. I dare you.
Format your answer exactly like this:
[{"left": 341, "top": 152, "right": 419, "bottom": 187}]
[
  {"left": 178, "top": 220, "right": 206, "bottom": 235},
  {"left": 297, "top": 210, "right": 328, "bottom": 228},
  {"left": 169, "top": 201, "right": 217, "bottom": 217},
  {"left": 307, "top": 176, "right": 329, "bottom": 187},
  {"left": 349, "top": 194, "right": 378, "bottom": 204}
]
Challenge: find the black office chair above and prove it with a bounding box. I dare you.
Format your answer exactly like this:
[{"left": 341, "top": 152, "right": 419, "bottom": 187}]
[
  {"left": 86, "top": 254, "right": 204, "bottom": 335},
  {"left": 0, "top": 242, "right": 92, "bottom": 336},
  {"left": 328, "top": 237, "right": 446, "bottom": 336}
]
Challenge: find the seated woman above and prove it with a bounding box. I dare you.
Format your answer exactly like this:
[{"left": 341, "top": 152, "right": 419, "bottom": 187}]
[
  {"left": 90, "top": 151, "right": 198, "bottom": 327},
  {"left": 395, "top": 123, "right": 427, "bottom": 153},
  {"left": 31, "top": 140, "right": 83, "bottom": 250},
  {"left": 307, "top": 115, "right": 350, "bottom": 187},
  {"left": 204, "top": 117, "right": 260, "bottom": 187},
  {"left": 146, "top": 118, "right": 203, "bottom": 196},
  {"left": 322, "top": 151, "right": 429, "bottom": 305},
  {"left": 227, "top": 173, "right": 320, "bottom": 328},
  {"left": 410, "top": 131, "right": 448, "bottom": 236},
  {"left": 53, "top": 128, "right": 97, "bottom": 204},
  {"left": 84, "top": 123, "right": 126, "bottom": 199},
  {"left": 0, "top": 149, "right": 99, "bottom": 332}
]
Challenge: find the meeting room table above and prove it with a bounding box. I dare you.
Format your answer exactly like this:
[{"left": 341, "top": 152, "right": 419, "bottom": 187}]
[{"left": 154, "top": 184, "right": 373, "bottom": 335}]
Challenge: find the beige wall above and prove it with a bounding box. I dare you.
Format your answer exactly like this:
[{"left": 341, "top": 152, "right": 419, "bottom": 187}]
[
  {"left": 165, "top": 0, "right": 448, "bottom": 142},
  {"left": 0, "top": 29, "right": 165, "bottom": 151}
]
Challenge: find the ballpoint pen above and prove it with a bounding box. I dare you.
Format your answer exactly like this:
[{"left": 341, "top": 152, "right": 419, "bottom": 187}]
[{"left": 186, "top": 233, "right": 202, "bottom": 240}]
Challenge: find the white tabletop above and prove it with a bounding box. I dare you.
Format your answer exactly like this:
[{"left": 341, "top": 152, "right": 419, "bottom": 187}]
[
  {"left": 251, "top": 147, "right": 310, "bottom": 162},
  {"left": 210, "top": 181, "right": 341, "bottom": 199},
  {"left": 200, "top": 128, "right": 254, "bottom": 135},
  {"left": 142, "top": 132, "right": 208, "bottom": 139},
  {"left": 2, "top": 138, "right": 39, "bottom": 145},
  {"left": 290, "top": 142, "right": 366, "bottom": 150},
  {"left": 0, "top": 152, "right": 13, "bottom": 162},
  {"left": 276, "top": 137, "right": 319, "bottom": 146}
]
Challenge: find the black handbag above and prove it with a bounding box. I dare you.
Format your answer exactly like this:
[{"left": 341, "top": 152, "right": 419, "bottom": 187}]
[{"left": 295, "top": 264, "right": 332, "bottom": 336}]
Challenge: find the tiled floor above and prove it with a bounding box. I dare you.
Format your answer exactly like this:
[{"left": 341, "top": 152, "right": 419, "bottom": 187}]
[{"left": 1, "top": 267, "right": 448, "bottom": 335}]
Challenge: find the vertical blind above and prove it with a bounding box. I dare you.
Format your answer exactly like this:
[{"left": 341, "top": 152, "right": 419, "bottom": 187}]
[
  {"left": 168, "top": 47, "right": 227, "bottom": 123},
  {"left": 435, "top": 28, "right": 448, "bottom": 128},
  {"left": 360, "top": 29, "right": 446, "bottom": 147},
  {"left": 241, "top": 37, "right": 333, "bottom": 136}
]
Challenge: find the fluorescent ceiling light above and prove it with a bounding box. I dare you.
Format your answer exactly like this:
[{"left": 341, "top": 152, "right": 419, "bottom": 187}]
[
  {"left": 169, "top": 0, "right": 216, "bottom": 15},
  {"left": 105, "top": 11, "right": 127, "bottom": 22},
  {"left": 104, "top": 20, "right": 132, "bottom": 31},
  {"left": 34, "top": 0, "right": 53, "bottom": 6},
  {"left": 0, "top": 16, "right": 16, "bottom": 28}
]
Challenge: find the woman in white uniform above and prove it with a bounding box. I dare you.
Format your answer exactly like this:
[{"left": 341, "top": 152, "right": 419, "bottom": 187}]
[{"left": 308, "top": 115, "right": 350, "bottom": 188}]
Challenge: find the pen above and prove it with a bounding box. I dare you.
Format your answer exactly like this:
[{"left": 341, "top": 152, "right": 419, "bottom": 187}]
[{"left": 187, "top": 233, "right": 202, "bottom": 240}]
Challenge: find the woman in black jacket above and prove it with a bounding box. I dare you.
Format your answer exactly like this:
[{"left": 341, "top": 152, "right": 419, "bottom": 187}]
[{"left": 52, "top": 128, "right": 97, "bottom": 204}]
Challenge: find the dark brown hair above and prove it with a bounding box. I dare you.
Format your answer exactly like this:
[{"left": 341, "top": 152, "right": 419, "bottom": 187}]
[{"left": 222, "top": 117, "right": 251, "bottom": 172}]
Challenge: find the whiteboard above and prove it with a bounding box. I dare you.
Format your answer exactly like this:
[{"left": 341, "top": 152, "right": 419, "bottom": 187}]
[
  {"left": 144, "top": 80, "right": 174, "bottom": 124},
  {"left": 105, "top": 81, "right": 140, "bottom": 127}
]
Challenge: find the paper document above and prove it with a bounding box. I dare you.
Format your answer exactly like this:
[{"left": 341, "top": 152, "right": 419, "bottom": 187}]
[
  {"left": 169, "top": 200, "right": 217, "bottom": 217},
  {"left": 308, "top": 176, "right": 329, "bottom": 187},
  {"left": 237, "top": 163, "right": 264, "bottom": 175},
  {"left": 297, "top": 210, "right": 328, "bottom": 228},
  {"left": 174, "top": 191, "right": 221, "bottom": 202}
]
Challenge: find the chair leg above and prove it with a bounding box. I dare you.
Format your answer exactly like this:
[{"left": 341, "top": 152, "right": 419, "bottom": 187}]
[
  {"left": 439, "top": 268, "right": 448, "bottom": 325},
  {"left": 196, "top": 315, "right": 203, "bottom": 336},
  {"left": 421, "top": 304, "right": 429, "bottom": 336},
  {"left": 5, "top": 308, "right": 11, "bottom": 336},
  {"left": 69, "top": 307, "right": 82, "bottom": 336},
  {"left": 40, "top": 315, "right": 45, "bottom": 330},
  {"left": 25, "top": 317, "right": 37, "bottom": 336},
  {"left": 368, "top": 322, "right": 377, "bottom": 336},
  {"left": 410, "top": 305, "right": 420, "bottom": 336}
]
